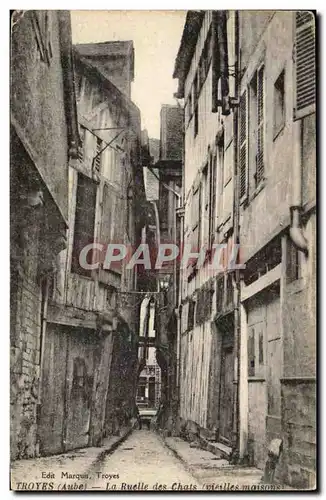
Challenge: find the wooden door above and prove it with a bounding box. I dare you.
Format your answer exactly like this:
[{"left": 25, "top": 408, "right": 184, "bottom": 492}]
[
  {"left": 38, "top": 324, "right": 68, "bottom": 455},
  {"left": 219, "top": 337, "right": 234, "bottom": 444}
]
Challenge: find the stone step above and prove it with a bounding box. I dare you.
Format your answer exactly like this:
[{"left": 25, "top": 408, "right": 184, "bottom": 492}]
[{"left": 206, "top": 440, "right": 233, "bottom": 459}]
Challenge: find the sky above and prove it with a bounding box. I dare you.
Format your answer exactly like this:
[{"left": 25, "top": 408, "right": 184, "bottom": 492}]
[{"left": 71, "top": 10, "right": 186, "bottom": 139}]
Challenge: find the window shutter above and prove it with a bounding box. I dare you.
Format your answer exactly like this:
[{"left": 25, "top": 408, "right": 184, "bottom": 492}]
[
  {"left": 239, "top": 90, "right": 248, "bottom": 199},
  {"left": 294, "top": 11, "right": 316, "bottom": 120},
  {"left": 209, "top": 153, "right": 217, "bottom": 248},
  {"left": 94, "top": 138, "right": 102, "bottom": 171},
  {"left": 78, "top": 126, "right": 85, "bottom": 162},
  {"left": 256, "top": 66, "right": 265, "bottom": 185}
]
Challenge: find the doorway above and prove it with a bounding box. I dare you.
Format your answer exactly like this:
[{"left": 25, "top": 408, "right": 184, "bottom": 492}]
[{"left": 218, "top": 316, "right": 234, "bottom": 445}]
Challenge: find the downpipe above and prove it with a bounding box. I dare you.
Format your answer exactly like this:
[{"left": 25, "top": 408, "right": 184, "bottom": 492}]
[
  {"left": 231, "top": 10, "right": 242, "bottom": 465},
  {"left": 289, "top": 120, "right": 308, "bottom": 255}
]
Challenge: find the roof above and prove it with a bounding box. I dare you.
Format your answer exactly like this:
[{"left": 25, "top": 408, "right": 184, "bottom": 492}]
[
  {"left": 75, "top": 40, "right": 134, "bottom": 81},
  {"left": 173, "top": 11, "right": 205, "bottom": 98},
  {"left": 73, "top": 46, "right": 140, "bottom": 134}
]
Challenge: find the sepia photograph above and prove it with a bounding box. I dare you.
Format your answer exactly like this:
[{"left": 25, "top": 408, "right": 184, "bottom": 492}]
[{"left": 10, "top": 9, "right": 316, "bottom": 491}]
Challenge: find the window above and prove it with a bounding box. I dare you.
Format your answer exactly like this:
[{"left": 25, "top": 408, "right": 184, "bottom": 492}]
[
  {"left": 191, "top": 186, "right": 201, "bottom": 254},
  {"left": 78, "top": 125, "right": 86, "bottom": 162},
  {"left": 224, "top": 142, "right": 233, "bottom": 186},
  {"left": 71, "top": 173, "right": 97, "bottom": 277},
  {"left": 244, "top": 236, "right": 281, "bottom": 286},
  {"left": 218, "top": 137, "right": 225, "bottom": 197},
  {"left": 247, "top": 66, "right": 265, "bottom": 192},
  {"left": 202, "top": 165, "right": 209, "bottom": 246},
  {"left": 194, "top": 74, "right": 199, "bottom": 138},
  {"left": 209, "top": 152, "right": 217, "bottom": 248},
  {"left": 216, "top": 276, "right": 224, "bottom": 312},
  {"left": 286, "top": 238, "right": 302, "bottom": 283},
  {"left": 94, "top": 137, "right": 102, "bottom": 171},
  {"left": 294, "top": 11, "right": 316, "bottom": 120},
  {"left": 194, "top": 103, "right": 199, "bottom": 137},
  {"left": 185, "top": 91, "right": 193, "bottom": 127},
  {"left": 248, "top": 328, "right": 255, "bottom": 377},
  {"left": 239, "top": 90, "right": 248, "bottom": 199},
  {"left": 137, "top": 377, "right": 147, "bottom": 400},
  {"left": 255, "top": 66, "right": 265, "bottom": 186},
  {"left": 187, "top": 299, "right": 195, "bottom": 331},
  {"left": 248, "top": 324, "right": 265, "bottom": 378},
  {"left": 198, "top": 28, "right": 212, "bottom": 91},
  {"left": 274, "top": 70, "right": 285, "bottom": 139}
]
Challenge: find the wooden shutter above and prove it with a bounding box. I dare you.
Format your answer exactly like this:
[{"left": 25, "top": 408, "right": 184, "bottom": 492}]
[
  {"left": 209, "top": 152, "right": 217, "bottom": 248},
  {"left": 294, "top": 11, "right": 316, "bottom": 120},
  {"left": 78, "top": 126, "right": 85, "bottom": 162},
  {"left": 94, "top": 137, "right": 102, "bottom": 171},
  {"left": 239, "top": 90, "right": 248, "bottom": 199},
  {"left": 256, "top": 66, "right": 265, "bottom": 185}
]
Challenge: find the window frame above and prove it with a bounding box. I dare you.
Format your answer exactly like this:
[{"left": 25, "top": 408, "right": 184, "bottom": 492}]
[{"left": 273, "top": 68, "right": 286, "bottom": 140}]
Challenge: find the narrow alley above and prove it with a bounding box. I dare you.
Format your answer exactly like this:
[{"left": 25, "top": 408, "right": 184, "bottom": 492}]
[
  {"left": 10, "top": 9, "right": 316, "bottom": 492},
  {"left": 11, "top": 429, "right": 268, "bottom": 491}
]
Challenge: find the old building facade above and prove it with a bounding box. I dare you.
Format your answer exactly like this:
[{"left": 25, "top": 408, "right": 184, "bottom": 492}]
[
  {"left": 10, "top": 10, "right": 79, "bottom": 459},
  {"left": 238, "top": 11, "right": 316, "bottom": 487},
  {"left": 155, "top": 105, "right": 183, "bottom": 432},
  {"left": 173, "top": 10, "right": 316, "bottom": 488},
  {"left": 38, "top": 40, "right": 146, "bottom": 454},
  {"left": 173, "top": 10, "right": 237, "bottom": 449},
  {"left": 11, "top": 22, "right": 147, "bottom": 458}
]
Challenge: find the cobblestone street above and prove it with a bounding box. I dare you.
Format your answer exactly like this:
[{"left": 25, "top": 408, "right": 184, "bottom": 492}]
[
  {"left": 88, "top": 430, "right": 200, "bottom": 491},
  {"left": 11, "top": 431, "right": 199, "bottom": 491},
  {"left": 11, "top": 430, "right": 270, "bottom": 491}
]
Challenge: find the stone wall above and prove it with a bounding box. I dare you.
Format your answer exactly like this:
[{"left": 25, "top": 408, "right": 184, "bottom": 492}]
[
  {"left": 280, "top": 381, "right": 316, "bottom": 489},
  {"left": 10, "top": 208, "right": 43, "bottom": 459}
]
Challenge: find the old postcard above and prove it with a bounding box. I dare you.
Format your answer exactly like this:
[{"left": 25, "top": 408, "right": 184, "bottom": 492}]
[{"left": 10, "top": 9, "right": 316, "bottom": 491}]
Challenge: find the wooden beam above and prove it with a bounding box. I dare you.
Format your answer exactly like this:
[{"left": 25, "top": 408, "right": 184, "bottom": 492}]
[
  {"left": 241, "top": 264, "right": 281, "bottom": 303},
  {"left": 47, "top": 303, "right": 99, "bottom": 329}
]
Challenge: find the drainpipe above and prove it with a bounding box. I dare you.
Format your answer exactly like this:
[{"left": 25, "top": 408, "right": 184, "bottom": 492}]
[
  {"left": 289, "top": 120, "right": 308, "bottom": 255},
  {"left": 175, "top": 98, "right": 185, "bottom": 433},
  {"left": 231, "top": 9, "right": 241, "bottom": 464}
]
